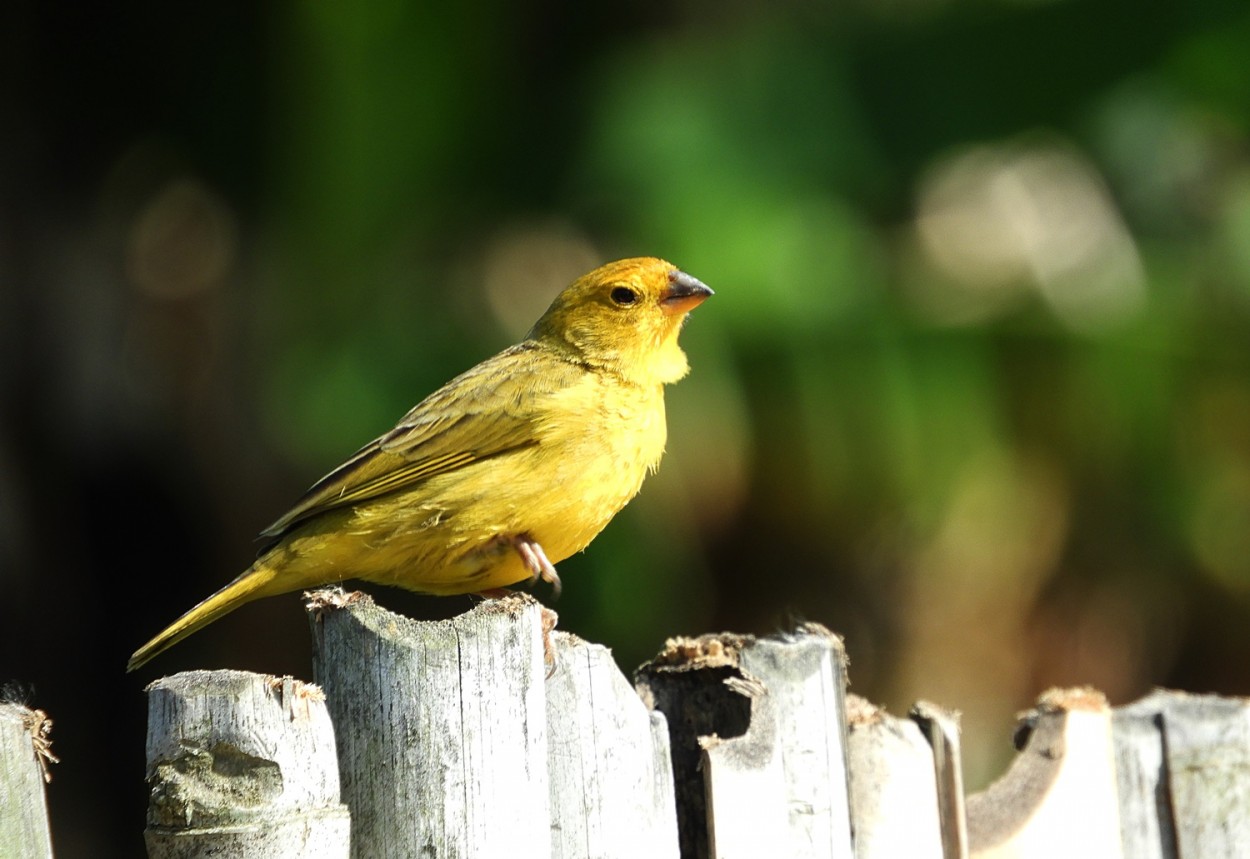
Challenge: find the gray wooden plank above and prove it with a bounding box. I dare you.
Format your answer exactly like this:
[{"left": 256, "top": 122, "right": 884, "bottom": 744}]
[
  {"left": 1112, "top": 689, "right": 1178, "bottom": 859},
  {"left": 847, "top": 696, "right": 944, "bottom": 859},
  {"left": 967, "top": 687, "right": 1122, "bottom": 859},
  {"left": 0, "top": 703, "right": 55, "bottom": 859},
  {"left": 546, "top": 631, "right": 679, "bottom": 859},
  {"left": 143, "top": 670, "right": 350, "bottom": 858},
  {"left": 1154, "top": 690, "right": 1250, "bottom": 858},
  {"left": 310, "top": 590, "right": 549, "bottom": 859},
  {"left": 911, "top": 699, "right": 969, "bottom": 859},
  {"left": 636, "top": 624, "right": 853, "bottom": 859}
]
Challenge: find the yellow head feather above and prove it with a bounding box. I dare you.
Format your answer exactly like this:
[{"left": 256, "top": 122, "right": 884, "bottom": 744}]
[{"left": 529, "top": 257, "right": 713, "bottom": 386}]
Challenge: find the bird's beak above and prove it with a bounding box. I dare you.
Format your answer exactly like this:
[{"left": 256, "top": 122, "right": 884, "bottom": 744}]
[{"left": 661, "top": 270, "right": 714, "bottom": 315}]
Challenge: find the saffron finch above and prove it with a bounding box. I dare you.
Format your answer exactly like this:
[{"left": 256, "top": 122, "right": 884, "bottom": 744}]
[{"left": 127, "top": 257, "right": 712, "bottom": 670}]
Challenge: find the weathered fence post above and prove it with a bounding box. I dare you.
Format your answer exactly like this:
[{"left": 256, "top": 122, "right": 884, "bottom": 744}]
[
  {"left": 966, "top": 687, "right": 1122, "bottom": 859},
  {"left": 635, "top": 624, "right": 854, "bottom": 859},
  {"left": 309, "top": 591, "right": 551, "bottom": 858},
  {"left": 130, "top": 602, "right": 1250, "bottom": 859},
  {"left": 1113, "top": 690, "right": 1178, "bottom": 858},
  {"left": 1114, "top": 688, "right": 1250, "bottom": 858},
  {"left": 911, "top": 700, "right": 969, "bottom": 859},
  {"left": 308, "top": 590, "right": 686, "bottom": 858},
  {"left": 0, "top": 703, "right": 55, "bottom": 859},
  {"left": 143, "top": 670, "right": 350, "bottom": 858},
  {"left": 545, "top": 632, "right": 680, "bottom": 858},
  {"left": 846, "top": 695, "right": 945, "bottom": 858}
]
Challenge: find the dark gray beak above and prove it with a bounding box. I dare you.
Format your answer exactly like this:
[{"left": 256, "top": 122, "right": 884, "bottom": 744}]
[{"left": 661, "top": 270, "right": 714, "bottom": 315}]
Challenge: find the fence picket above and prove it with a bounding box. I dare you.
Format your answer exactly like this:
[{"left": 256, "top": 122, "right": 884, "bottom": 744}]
[
  {"left": 0, "top": 704, "right": 55, "bottom": 859},
  {"left": 142, "top": 670, "right": 350, "bottom": 858},
  {"left": 116, "top": 596, "right": 1250, "bottom": 859}
]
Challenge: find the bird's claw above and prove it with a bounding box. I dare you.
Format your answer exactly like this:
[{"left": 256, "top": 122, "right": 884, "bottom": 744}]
[{"left": 513, "top": 534, "right": 562, "bottom": 599}]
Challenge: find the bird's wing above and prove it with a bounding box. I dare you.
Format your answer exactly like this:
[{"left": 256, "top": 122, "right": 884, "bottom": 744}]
[{"left": 259, "top": 342, "right": 578, "bottom": 540}]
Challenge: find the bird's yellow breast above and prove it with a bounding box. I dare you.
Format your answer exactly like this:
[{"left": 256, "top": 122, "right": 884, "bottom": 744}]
[
  {"left": 527, "top": 375, "right": 667, "bottom": 554},
  {"left": 276, "top": 372, "right": 668, "bottom": 595}
]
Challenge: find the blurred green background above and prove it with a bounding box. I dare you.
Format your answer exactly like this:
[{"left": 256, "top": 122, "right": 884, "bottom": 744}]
[{"left": 5, "top": 0, "right": 1250, "bottom": 854}]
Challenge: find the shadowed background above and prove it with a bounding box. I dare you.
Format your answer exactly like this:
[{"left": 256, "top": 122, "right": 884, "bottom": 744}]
[{"left": 4, "top": 1, "right": 1250, "bottom": 854}]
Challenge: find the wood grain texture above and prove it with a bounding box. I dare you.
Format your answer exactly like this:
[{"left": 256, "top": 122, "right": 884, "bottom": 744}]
[
  {"left": 1115, "top": 688, "right": 1250, "bottom": 859},
  {"left": 310, "top": 590, "right": 550, "bottom": 859},
  {"left": 911, "top": 700, "right": 969, "bottom": 859},
  {"left": 734, "top": 627, "right": 854, "bottom": 859},
  {"left": 1112, "top": 690, "right": 1178, "bottom": 859},
  {"left": 636, "top": 624, "right": 853, "bottom": 859},
  {"left": 546, "top": 631, "right": 679, "bottom": 859},
  {"left": 1160, "top": 691, "right": 1250, "bottom": 858},
  {"left": 847, "top": 695, "right": 944, "bottom": 859},
  {"left": 143, "top": 670, "right": 350, "bottom": 859},
  {"left": 0, "top": 704, "right": 54, "bottom": 859},
  {"left": 967, "top": 687, "right": 1122, "bottom": 859}
]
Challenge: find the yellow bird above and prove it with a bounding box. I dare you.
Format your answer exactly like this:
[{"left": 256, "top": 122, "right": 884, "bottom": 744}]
[{"left": 128, "top": 257, "right": 712, "bottom": 671}]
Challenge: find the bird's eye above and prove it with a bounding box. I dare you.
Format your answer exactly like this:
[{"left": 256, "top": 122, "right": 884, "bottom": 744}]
[{"left": 610, "top": 286, "right": 639, "bottom": 306}]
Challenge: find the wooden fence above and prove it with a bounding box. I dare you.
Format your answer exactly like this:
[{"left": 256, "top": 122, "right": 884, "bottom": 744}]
[{"left": 3, "top": 590, "right": 1250, "bottom": 857}]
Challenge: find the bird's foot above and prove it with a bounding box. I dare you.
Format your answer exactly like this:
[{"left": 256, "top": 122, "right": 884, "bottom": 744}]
[{"left": 513, "top": 534, "right": 562, "bottom": 599}]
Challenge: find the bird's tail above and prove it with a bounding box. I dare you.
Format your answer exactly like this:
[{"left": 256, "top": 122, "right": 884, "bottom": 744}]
[{"left": 127, "top": 564, "right": 286, "bottom": 672}]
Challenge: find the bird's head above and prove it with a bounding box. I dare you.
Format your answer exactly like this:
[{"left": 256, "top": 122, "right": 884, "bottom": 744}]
[{"left": 529, "top": 257, "right": 713, "bottom": 386}]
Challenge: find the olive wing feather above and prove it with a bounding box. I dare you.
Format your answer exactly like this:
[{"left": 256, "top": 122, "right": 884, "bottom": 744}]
[{"left": 259, "top": 342, "right": 574, "bottom": 540}]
